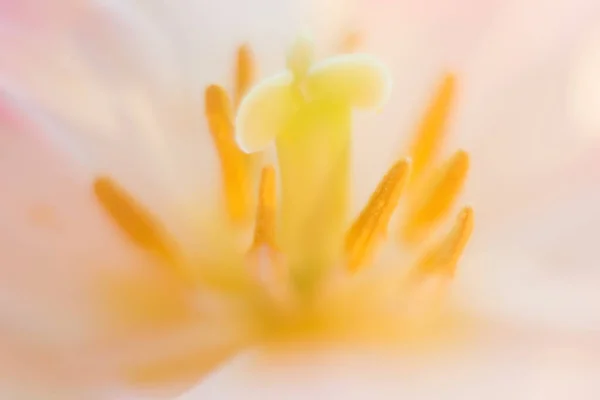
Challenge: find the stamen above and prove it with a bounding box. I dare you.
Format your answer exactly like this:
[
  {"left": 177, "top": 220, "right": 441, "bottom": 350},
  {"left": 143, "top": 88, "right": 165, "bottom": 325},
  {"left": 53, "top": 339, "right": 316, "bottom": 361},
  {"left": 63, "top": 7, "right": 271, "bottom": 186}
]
[
  {"left": 94, "top": 177, "right": 174, "bottom": 261},
  {"left": 205, "top": 84, "right": 253, "bottom": 223},
  {"left": 345, "top": 159, "right": 411, "bottom": 272},
  {"left": 247, "top": 166, "right": 289, "bottom": 301},
  {"left": 402, "top": 150, "right": 470, "bottom": 244},
  {"left": 251, "top": 166, "right": 277, "bottom": 250},
  {"left": 234, "top": 44, "right": 256, "bottom": 109},
  {"left": 414, "top": 206, "right": 474, "bottom": 277},
  {"left": 408, "top": 74, "right": 456, "bottom": 183}
]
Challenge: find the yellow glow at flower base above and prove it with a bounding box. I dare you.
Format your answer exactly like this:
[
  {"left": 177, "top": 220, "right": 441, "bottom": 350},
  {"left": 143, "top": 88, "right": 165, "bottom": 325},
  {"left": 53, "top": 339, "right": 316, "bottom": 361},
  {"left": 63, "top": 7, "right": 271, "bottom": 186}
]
[{"left": 92, "top": 36, "right": 474, "bottom": 387}]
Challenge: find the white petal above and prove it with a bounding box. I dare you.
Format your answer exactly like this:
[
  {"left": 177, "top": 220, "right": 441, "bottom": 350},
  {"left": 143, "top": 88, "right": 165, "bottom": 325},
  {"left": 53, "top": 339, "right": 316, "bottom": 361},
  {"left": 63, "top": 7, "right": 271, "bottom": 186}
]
[
  {"left": 0, "top": 90, "right": 151, "bottom": 395},
  {"left": 567, "top": 24, "right": 600, "bottom": 136},
  {"left": 180, "top": 336, "right": 600, "bottom": 399},
  {"left": 458, "top": 170, "right": 600, "bottom": 332}
]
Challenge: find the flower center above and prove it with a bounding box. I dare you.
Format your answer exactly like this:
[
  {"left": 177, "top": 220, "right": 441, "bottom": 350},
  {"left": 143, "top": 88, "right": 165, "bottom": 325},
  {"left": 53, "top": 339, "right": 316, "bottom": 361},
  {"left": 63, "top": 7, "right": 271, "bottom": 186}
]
[{"left": 92, "top": 38, "right": 474, "bottom": 360}]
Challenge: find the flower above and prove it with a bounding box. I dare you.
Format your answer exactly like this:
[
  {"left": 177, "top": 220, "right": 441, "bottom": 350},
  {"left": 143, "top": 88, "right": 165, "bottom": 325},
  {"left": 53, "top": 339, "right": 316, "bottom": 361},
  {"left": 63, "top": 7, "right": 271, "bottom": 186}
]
[
  {"left": 92, "top": 32, "right": 474, "bottom": 393},
  {"left": 1, "top": 0, "right": 600, "bottom": 399}
]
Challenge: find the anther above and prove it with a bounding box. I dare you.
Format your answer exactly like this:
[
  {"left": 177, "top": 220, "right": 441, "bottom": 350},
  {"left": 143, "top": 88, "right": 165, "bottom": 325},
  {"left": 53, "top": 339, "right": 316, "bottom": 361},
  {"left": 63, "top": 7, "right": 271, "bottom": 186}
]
[
  {"left": 401, "top": 150, "right": 469, "bottom": 244},
  {"left": 345, "top": 159, "right": 411, "bottom": 272}
]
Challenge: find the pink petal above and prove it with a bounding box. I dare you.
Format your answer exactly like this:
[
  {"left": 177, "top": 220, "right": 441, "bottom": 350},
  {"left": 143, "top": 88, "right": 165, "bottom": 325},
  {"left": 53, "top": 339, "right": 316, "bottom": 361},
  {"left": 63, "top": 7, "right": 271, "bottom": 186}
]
[{"left": 182, "top": 330, "right": 600, "bottom": 399}]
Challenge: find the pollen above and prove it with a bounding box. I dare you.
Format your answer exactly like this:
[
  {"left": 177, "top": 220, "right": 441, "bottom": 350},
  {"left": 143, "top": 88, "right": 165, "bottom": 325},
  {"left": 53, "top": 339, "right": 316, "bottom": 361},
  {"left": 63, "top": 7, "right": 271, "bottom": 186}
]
[{"left": 345, "top": 159, "right": 411, "bottom": 272}]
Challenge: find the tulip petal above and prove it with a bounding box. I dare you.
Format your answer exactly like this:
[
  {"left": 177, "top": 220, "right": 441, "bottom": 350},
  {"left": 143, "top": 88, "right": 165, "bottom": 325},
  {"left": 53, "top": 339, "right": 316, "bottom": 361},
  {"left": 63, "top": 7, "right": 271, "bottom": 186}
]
[{"left": 180, "top": 337, "right": 600, "bottom": 399}]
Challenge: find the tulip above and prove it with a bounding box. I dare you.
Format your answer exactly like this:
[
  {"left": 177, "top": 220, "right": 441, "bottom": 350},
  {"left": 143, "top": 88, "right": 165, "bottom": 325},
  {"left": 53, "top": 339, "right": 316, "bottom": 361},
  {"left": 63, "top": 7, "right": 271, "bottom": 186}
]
[{"left": 0, "top": 1, "right": 599, "bottom": 399}]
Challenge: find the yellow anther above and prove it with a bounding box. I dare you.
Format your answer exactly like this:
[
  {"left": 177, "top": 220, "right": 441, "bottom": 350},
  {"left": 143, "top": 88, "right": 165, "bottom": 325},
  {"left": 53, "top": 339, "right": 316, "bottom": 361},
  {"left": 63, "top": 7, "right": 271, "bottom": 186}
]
[
  {"left": 206, "top": 83, "right": 233, "bottom": 122},
  {"left": 205, "top": 84, "right": 253, "bottom": 223},
  {"left": 414, "top": 206, "right": 474, "bottom": 277},
  {"left": 402, "top": 150, "right": 470, "bottom": 244},
  {"left": 251, "top": 166, "right": 277, "bottom": 250},
  {"left": 93, "top": 177, "right": 175, "bottom": 261},
  {"left": 408, "top": 74, "right": 456, "bottom": 183},
  {"left": 345, "top": 159, "right": 411, "bottom": 272},
  {"left": 234, "top": 43, "right": 256, "bottom": 109}
]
